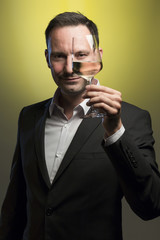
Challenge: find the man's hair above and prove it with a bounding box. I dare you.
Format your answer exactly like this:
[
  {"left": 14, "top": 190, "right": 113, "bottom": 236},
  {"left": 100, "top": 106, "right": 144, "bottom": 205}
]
[{"left": 45, "top": 12, "right": 99, "bottom": 47}]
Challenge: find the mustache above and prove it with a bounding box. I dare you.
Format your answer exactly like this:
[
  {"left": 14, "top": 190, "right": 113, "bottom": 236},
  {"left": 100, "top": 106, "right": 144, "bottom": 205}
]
[{"left": 59, "top": 72, "right": 78, "bottom": 79}]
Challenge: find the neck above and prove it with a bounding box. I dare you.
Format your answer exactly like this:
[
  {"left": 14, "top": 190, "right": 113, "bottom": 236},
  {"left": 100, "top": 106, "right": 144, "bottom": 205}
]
[{"left": 58, "top": 92, "right": 84, "bottom": 120}]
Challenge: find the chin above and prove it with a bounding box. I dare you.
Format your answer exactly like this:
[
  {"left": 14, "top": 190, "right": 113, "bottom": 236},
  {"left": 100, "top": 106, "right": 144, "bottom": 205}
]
[
  {"left": 60, "top": 81, "right": 86, "bottom": 95},
  {"left": 61, "top": 86, "right": 85, "bottom": 96}
]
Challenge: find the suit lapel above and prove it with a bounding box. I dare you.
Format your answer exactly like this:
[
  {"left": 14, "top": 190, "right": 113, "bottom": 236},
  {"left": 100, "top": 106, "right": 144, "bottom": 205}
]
[
  {"left": 34, "top": 100, "right": 51, "bottom": 188},
  {"left": 52, "top": 117, "right": 102, "bottom": 185}
]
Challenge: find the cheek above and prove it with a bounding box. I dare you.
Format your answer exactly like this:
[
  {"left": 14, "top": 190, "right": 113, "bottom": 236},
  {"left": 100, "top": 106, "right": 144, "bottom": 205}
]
[{"left": 51, "top": 64, "right": 64, "bottom": 75}]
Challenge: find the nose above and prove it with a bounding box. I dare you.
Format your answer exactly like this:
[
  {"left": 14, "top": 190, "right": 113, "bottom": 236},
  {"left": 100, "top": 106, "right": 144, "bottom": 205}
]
[{"left": 64, "top": 55, "right": 73, "bottom": 73}]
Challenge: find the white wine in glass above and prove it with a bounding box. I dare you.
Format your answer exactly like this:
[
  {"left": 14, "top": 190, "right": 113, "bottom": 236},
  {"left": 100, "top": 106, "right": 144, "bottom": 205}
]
[{"left": 72, "top": 61, "right": 102, "bottom": 83}]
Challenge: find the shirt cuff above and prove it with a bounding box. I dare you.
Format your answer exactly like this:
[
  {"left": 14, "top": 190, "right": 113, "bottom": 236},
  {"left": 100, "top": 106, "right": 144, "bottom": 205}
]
[{"left": 104, "top": 125, "right": 125, "bottom": 146}]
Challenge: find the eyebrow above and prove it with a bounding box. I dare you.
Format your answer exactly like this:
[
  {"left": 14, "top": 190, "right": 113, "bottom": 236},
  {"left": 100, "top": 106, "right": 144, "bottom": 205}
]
[
  {"left": 50, "top": 51, "right": 66, "bottom": 56},
  {"left": 75, "top": 49, "right": 90, "bottom": 54}
]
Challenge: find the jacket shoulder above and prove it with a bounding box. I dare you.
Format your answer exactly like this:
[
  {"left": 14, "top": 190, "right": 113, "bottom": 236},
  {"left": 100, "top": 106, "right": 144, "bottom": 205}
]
[
  {"left": 121, "top": 101, "right": 150, "bottom": 119},
  {"left": 17, "top": 98, "right": 52, "bottom": 126},
  {"left": 21, "top": 98, "right": 52, "bottom": 114},
  {"left": 122, "top": 101, "right": 148, "bottom": 114},
  {"left": 121, "top": 101, "right": 152, "bottom": 132}
]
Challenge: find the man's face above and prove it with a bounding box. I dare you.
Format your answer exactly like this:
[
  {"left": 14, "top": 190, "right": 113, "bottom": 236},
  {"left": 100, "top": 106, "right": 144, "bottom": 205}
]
[{"left": 45, "top": 25, "right": 92, "bottom": 96}]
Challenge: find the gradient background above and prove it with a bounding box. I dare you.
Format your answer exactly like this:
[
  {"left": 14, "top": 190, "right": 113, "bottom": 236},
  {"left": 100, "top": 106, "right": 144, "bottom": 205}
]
[{"left": 0, "top": 0, "right": 160, "bottom": 239}]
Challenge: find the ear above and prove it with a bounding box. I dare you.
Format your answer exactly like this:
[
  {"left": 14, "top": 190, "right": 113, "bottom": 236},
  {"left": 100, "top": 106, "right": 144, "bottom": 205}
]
[
  {"left": 45, "top": 49, "right": 51, "bottom": 68},
  {"left": 99, "top": 47, "right": 103, "bottom": 59}
]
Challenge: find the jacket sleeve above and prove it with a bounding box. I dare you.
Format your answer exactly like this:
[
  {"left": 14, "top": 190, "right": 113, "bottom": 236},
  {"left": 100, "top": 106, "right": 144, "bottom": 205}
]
[
  {"left": 103, "top": 109, "right": 160, "bottom": 220},
  {"left": 0, "top": 110, "right": 27, "bottom": 240}
]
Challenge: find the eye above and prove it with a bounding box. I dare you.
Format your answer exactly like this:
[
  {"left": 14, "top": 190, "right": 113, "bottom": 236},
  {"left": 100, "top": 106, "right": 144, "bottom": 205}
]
[
  {"left": 51, "top": 53, "right": 66, "bottom": 62},
  {"left": 75, "top": 51, "right": 89, "bottom": 60}
]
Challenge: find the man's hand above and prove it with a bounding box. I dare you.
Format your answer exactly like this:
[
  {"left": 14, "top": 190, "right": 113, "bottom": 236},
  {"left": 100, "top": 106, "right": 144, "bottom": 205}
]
[{"left": 83, "top": 84, "right": 122, "bottom": 137}]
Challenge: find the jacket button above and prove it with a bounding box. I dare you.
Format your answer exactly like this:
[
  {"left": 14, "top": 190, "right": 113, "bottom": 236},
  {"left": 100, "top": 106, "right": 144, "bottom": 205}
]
[
  {"left": 132, "top": 161, "right": 138, "bottom": 168},
  {"left": 46, "top": 207, "right": 53, "bottom": 216}
]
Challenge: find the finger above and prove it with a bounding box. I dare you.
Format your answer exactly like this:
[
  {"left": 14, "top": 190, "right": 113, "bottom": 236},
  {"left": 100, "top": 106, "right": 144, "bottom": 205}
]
[
  {"left": 87, "top": 95, "right": 121, "bottom": 107},
  {"left": 85, "top": 84, "right": 121, "bottom": 96},
  {"left": 85, "top": 90, "right": 122, "bottom": 107},
  {"left": 95, "top": 103, "right": 121, "bottom": 116},
  {"left": 84, "top": 92, "right": 122, "bottom": 103}
]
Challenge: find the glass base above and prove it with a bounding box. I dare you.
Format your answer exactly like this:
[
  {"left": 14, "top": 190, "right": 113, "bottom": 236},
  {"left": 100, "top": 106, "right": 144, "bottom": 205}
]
[{"left": 83, "top": 109, "right": 107, "bottom": 118}]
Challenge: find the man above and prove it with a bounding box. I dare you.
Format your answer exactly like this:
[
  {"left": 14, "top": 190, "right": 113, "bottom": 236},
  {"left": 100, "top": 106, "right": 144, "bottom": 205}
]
[{"left": 0, "top": 11, "right": 160, "bottom": 240}]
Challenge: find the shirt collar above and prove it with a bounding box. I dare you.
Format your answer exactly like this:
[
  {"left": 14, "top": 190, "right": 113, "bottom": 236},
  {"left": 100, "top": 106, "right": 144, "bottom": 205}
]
[{"left": 49, "top": 88, "right": 90, "bottom": 117}]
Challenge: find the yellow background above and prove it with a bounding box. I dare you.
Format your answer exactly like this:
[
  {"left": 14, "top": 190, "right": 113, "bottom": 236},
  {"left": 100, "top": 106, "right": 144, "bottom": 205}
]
[{"left": 0, "top": 0, "right": 160, "bottom": 239}]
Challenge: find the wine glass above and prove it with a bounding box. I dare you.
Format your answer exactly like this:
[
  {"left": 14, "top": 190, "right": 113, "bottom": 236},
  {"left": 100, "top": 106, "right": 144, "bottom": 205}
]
[{"left": 72, "top": 34, "right": 105, "bottom": 118}]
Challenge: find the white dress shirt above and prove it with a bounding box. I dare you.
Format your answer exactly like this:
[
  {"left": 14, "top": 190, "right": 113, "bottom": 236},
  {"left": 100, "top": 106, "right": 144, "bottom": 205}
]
[{"left": 44, "top": 88, "right": 125, "bottom": 183}]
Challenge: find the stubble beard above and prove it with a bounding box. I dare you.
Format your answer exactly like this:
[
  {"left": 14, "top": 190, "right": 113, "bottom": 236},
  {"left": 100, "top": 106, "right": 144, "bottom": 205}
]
[{"left": 58, "top": 78, "right": 87, "bottom": 97}]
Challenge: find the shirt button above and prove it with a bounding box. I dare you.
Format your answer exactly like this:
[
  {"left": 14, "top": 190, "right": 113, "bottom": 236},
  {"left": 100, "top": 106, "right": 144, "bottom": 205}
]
[
  {"left": 55, "top": 153, "right": 61, "bottom": 158},
  {"left": 46, "top": 207, "right": 53, "bottom": 216}
]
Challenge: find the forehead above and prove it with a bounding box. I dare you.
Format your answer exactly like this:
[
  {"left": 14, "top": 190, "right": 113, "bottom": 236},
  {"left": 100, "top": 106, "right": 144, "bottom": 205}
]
[{"left": 48, "top": 25, "right": 91, "bottom": 51}]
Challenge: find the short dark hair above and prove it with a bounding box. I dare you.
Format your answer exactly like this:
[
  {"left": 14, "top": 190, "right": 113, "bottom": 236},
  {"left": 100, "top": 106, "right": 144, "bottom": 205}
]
[{"left": 45, "top": 12, "right": 99, "bottom": 47}]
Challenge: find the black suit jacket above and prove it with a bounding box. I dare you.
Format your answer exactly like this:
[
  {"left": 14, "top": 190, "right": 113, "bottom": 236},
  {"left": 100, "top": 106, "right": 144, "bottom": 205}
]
[{"left": 0, "top": 99, "right": 160, "bottom": 240}]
